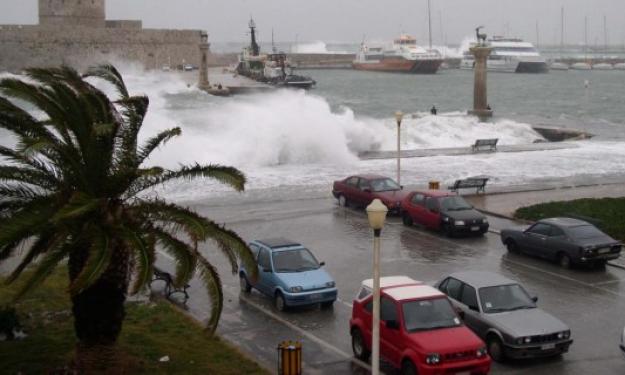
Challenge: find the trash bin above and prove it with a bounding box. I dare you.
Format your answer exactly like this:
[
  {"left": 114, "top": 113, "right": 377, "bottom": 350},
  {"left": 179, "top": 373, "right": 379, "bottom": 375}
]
[
  {"left": 429, "top": 180, "right": 440, "bottom": 190},
  {"left": 277, "top": 341, "right": 302, "bottom": 375}
]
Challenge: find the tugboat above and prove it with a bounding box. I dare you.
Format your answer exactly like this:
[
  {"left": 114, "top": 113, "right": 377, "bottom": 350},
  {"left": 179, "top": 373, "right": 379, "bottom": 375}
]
[{"left": 236, "top": 19, "right": 316, "bottom": 89}]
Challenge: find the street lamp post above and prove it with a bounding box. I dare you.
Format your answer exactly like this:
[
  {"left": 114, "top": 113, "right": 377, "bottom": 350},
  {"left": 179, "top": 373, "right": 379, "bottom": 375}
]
[
  {"left": 366, "top": 199, "right": 388, "bottom": 375},
  {"left": 395, "top": 111, "right": 404, "bottom": 186}
]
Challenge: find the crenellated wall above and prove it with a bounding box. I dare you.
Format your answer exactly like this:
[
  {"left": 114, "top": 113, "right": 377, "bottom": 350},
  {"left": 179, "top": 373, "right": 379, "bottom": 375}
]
[{"left": 38, "top": 0, "right": 106, "bottom": 28}]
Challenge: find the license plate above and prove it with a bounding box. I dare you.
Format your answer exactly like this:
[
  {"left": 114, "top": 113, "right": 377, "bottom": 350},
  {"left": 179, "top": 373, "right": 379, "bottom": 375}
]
[
  {"left": 598, "top": 248, "right": 610, "bottom": 254},
  {"left": 455, "top": 372, "right": 471, "bottom": 375},
  {"left": 309, "top": 293, "right": 322, "bottom": 300},
  {"left": 471, "top": 226, "right": 480, "bottom": 231},
  {"left": 541, "top": 343, "right": 556, "bottom": 350}
]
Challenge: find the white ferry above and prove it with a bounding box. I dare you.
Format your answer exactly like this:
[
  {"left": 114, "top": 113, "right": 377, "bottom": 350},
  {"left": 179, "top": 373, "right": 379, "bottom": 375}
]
[{"left": 461, "top": 37, "right": 548, "bottom": 73}]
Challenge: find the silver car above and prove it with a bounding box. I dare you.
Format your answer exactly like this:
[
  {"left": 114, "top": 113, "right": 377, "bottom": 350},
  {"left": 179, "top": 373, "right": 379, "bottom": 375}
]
[{"left": 435, "top": 271, "right": 573, "bottom": 362}]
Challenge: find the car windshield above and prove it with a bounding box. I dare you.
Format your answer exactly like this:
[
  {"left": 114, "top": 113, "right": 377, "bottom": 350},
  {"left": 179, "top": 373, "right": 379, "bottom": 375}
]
[
  {"left": 370, "top": 178, "right": 400, "bottom": 192},
  {"left": 272, "top": 248, "right": 320, "bottom": 273},
  {"left": 479, "top": 284, "right": 536, "bottom": 313},
  {"left": 440, "top": 196, "right": 473, "bottom": 211},
  {"left": 568, "top": 225, "right": 605, "bottom": 239},
  {"left": 402, "top": 298, "right": 462, "bottom": 332}
]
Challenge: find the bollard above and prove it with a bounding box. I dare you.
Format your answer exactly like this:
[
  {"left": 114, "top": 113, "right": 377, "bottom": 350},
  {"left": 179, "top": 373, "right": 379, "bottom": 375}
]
[
  {"left": 277, "top": 340, "right": 302, "bottom": 375},
  {"left": 429, "top": 180, "right": 440, "bottom": 190}
]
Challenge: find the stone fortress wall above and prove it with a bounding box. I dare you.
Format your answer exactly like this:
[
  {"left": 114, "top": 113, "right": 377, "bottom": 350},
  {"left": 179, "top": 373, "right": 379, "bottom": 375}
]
[{"left": 0, "top": 0, "right": 210, "bottom": 72}]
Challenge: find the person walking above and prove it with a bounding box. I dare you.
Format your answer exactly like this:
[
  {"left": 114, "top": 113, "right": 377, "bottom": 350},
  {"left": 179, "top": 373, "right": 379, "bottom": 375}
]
[{"left": 430, "top": 105, "right": 437, "bottom": 115}]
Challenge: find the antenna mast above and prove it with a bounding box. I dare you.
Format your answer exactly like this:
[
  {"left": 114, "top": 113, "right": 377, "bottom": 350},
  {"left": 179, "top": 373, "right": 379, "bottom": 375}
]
[{"left": 427, "top": 0, "right": 432, "bottom": 49}]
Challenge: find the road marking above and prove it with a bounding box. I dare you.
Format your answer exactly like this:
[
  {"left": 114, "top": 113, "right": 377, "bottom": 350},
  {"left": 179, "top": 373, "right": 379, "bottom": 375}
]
[{"left": 224, "top": 287, "right": 371, "bottom": 372}]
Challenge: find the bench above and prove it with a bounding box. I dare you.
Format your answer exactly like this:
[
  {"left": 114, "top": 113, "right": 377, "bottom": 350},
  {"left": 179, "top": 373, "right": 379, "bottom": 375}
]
[
  {"left": 471, "top": 138, "right": 498, "bottom": 152},
  {"left": 448, "top": 177, "right": 489, "bottom": 194},
  {"left": 150, "top": 267, "right": 190, "bottom": 301}
]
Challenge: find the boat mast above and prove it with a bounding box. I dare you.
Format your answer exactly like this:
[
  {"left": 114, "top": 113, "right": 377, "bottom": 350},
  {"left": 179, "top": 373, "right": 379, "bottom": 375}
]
[
  {"left": 427, "top": 0, "right": 432, "bottom": 49},
  {"left": 536, "top": 20, "right": 540, "bottom": 49},
  {"left": 249, "top": 18, "right": 260, "bottom": 56},
  {"left": 603, "top": 15, "right": 608, "bottom": 52},
  {"left": 560, "top": 7, "right": 564, "bottom": 50},
  {"left": 584, "top": 16, "right": 588, "bottom": 61}
]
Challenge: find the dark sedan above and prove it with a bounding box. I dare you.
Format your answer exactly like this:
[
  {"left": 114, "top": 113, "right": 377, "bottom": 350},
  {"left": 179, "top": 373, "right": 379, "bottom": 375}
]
[
  {"left": 500, "top": 217, "right": 622, "bottom": 268},
  {"left": 436, "top": 271, "right": 572, "bottom": 362},
  {"left": 332, "top": 174, "right": 409, "bottom": 213}
]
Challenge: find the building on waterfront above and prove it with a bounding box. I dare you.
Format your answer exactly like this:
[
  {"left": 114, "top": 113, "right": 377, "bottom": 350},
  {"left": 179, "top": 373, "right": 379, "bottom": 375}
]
[{"left": 0, "top": 0, "right": 207, "bottom": 72}]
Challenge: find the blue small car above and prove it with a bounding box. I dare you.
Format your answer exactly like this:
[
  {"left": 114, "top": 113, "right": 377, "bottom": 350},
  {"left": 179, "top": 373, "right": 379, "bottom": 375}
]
[{"left": 239, "top": 238, "right": 337, "bottom": 311}]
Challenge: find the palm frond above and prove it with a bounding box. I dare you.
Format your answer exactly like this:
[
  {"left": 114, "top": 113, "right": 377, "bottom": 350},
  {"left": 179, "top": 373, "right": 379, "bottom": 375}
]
[
  {"left": 11, "top": 241, "right": 67, "bottom": 301},
  {"left": 194, "top": 254, "right": 224, "bottom": 334},
  {"left": 136, "top": 127, "right": 181, "bottom": 164},
  {"left": 50, "top": 192, "right": 101, "bottom": 223},
  {"left": 120, "top": 228, "right": 155, "bottom": 295},
  {"left": 68, "top": 229, "right": 112, "bottom": 295},
  {"left": 4, "top": 231, "right": 63, "bottom": 284},
  {"left": 151, "top": 227, "right": 196, "bottom": 288},
  {"left": 0, "top": 165, "right": 58, "bottom": 189},
  {"left": 0, "top": 196, "right": 57, "bottom": 248},
  {"left": 83, "top": 64, "right": 129, "bottom": 99}
]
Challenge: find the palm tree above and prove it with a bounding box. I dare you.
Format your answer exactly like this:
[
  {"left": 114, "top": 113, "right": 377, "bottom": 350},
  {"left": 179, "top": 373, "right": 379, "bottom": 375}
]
[{"left": 0, "top": 65, "right": 256, "bottom": 347}]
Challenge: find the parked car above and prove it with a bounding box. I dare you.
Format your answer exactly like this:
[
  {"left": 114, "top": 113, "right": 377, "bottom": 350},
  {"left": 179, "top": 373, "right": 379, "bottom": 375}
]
[
  {"left": 400, "top": 190, "right": 489, "bottom": 236},
  {"left": 500, "top": 217, "right": 622, "bottom": 268},
  {"left": 435, "top": 271, "right": 573, "bottom": 362},
  {"left": 238, "top": 238, "right": 337, "bottom": 311},
  {"left": 350, "top": 276, "right": 491, "bottom": 375},
  {"left": 332, "top": 174, "right": 409, "bottom": 213}
]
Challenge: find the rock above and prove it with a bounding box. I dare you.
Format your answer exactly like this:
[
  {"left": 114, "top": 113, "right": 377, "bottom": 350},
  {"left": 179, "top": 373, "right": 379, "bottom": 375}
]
[{"left": 159, "top": 355, "right": 170, "bottom": 362}]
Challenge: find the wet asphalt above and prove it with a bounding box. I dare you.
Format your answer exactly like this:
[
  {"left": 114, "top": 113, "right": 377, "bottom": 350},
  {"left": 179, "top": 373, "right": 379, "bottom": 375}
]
[{"left": 153, "top": 196, "right": 625, "bottom": 374}]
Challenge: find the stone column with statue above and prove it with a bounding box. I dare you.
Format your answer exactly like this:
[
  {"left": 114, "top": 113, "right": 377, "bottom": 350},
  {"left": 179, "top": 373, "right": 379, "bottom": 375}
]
[
  {"left": 199, "top": 31, "right": 210, "bottom": 89},
  {"left": 468, "top": 26, "right": 493, "bottom": 119}
]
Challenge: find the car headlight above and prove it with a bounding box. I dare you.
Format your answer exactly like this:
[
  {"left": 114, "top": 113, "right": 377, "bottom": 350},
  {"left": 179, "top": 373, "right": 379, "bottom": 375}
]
[
  {"left": 476, "top": 347, "right": 488, "bottom": 358},
  {"left": 290, "top": 286, "right": 303, "bottom": 293},
  {"left": 482, "top": 218, "right": 488, "bottom": 224},
  {"left": 560, "top": 330, "right": 571, "bottom": 339},
  {"left": 455, "top": 220, "right": 466, "bottom": 226},
  {"left": 325, "top": 281, "right": 335, "bottom": 288},
  {"left": 425, "top": 353, "right": 441, "bottom": 365},
  {"left": 443, "top": 216, "right": 450, "bottom": 222},
  {"left": 516, "top": 337, "right": 532, "bottom": 345}
]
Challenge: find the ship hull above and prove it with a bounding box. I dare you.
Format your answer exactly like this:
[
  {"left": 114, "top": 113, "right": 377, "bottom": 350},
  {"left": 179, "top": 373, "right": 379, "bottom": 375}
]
[{"left": 353, "top": 57, "right": 442, "bottom": 74}]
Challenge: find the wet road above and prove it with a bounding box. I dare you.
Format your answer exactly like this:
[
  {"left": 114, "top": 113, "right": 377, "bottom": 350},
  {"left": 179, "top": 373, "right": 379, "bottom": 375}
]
[{"left": 156, "top": 197, "right": 625, "bottom": 374}]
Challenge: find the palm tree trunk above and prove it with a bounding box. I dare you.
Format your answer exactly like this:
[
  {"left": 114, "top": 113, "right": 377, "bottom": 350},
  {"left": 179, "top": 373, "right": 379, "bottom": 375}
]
[{"left": 68, "top": 245, "right": 130, "bottom": 347}]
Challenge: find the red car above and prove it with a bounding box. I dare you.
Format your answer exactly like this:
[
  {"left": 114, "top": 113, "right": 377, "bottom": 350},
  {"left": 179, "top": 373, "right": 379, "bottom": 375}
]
[
  {"left": 350, "top": 276, "right": 491, "bottom": 375},
  {"left": 401, "top": 190, "right": 489, "bottom": 237},
  {"left": 332, "top": 174, "right": 409, "bottom": 213}
]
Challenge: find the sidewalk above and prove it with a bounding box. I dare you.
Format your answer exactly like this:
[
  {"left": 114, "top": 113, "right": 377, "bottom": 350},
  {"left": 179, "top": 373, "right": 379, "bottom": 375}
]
[{"left": 464, "top": 183, "right": 624, "bottom": 219}]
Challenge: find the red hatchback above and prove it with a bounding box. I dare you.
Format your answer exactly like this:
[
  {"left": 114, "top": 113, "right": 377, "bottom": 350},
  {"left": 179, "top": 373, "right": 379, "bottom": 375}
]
[
  {"left": 401, "top": 190, "right": 489, "bottom": 237},
  {"left": 332, "top": 174, "right": 409, "bottom": 213},
  {"left": 350, "top": 276, "right": 491, "bottom": 375}
]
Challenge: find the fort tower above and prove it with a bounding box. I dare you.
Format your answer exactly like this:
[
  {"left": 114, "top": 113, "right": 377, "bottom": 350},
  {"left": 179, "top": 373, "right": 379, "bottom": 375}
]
[{"left": 39, "top": 0, "right": 106, "bottom": 28}]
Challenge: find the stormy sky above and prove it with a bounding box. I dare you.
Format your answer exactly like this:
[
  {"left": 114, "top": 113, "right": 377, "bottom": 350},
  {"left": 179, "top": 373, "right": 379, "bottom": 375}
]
[{"left": 1, "top": 0, "right": 623, "bottom": 46}]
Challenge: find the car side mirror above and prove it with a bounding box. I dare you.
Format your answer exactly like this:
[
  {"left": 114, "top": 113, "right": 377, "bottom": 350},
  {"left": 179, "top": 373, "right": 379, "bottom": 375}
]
[
  {"left": 400, "top": 185, "right": 404, "bottom": 190},
  {"left": 386, "top": 320, "right": 400, "bottom": 330},
  {"left": 319, "top": 261, "right": 326, "bottom": 267},
  {"left": 531, "top": 296, "right": 538, "bottom": 303},
  {"left": 457, "top": 310, "right": 465, "bottom": 320}
]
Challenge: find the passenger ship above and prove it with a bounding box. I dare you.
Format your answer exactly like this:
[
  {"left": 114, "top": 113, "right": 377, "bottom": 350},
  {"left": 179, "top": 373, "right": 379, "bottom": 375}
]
[
  {"left": 461, "top": 37, "right": 549, "bottom": 73},
  {"left": 352, "top": 34, "right": 443, "bottom": 74}
]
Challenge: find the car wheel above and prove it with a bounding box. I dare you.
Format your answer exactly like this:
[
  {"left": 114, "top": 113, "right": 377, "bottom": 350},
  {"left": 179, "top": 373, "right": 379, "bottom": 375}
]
[
  {"left": 320, "top": 300, "right": 334, "bottom": 309},
  {"left": 558, "top": 253, "right": 572, "bottom": 269},
  {"left": 402, "top": 212, "right": 413, "bottom": 226},
  {"left": 400, "top": 359, "right": 417, "bottom": 375},
  {"left": 443, "top": 224, "right": 455, "bottom": 238},
  {"left": 487, "top": 335, "right": 505, "bottom": 362},
  {"left": 275, "top": 291, "right": 287, "bottom": 312},
  {"left": 505, "top": 239, "right": 519, "bottom": 253},
  {"left": 338, "top": 195, "right": 349, "bottom": 207},
  {"left": 351, "top": 328, "right": 370, "bottom": 361},
  {"left": 239, "top": 274, "right": 252, "bottom": 293}
]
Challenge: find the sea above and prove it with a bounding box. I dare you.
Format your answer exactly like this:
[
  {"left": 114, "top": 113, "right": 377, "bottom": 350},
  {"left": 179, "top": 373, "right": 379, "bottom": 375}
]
[{"left": 2, "top": 49, "right": 625, "bottom": 205}]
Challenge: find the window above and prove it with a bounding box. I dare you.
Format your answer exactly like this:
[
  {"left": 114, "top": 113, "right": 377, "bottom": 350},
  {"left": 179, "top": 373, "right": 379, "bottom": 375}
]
[
  {"left": 364, "top": 299, "right": 373, "bottom": 313},
  {"left": 346, "top": 177, "right": 359, "bottom": 187},
  {"left": 272, "top": 248, "right": 320, "bottom": 273},
  {"left": 438, "top": 278, "right": 448, "bottom": 292},
  {"left": 460, "top": 284, "right": 479, "bottom": 310},
  {"left": 380, "top": 297, "right": 398, "bottom": 322},
  {"left": 425, "top": 197, "right": 439, "bottom": 212},
  {"left": 444, "top": 278, "right": 462, "bottom": 300},
  {"left": 527, "top": 223, "right": 551, "bottom": 236},
  {"left": 411, "top": 193, "right": 425, "bottom": 206},
  {"left": 569, "top": 225, "right": 605, "bottom": 239},
  {"left": 357, "top": 287, "right": 372, "bottom": 300},
  {"left": 550, "top": 226, "right": 565, "bottom": 237},
  {"left": 479, "top": 284, "right": 535, "bottom": 313},
  {"left": 257, "top": 248, "right": 271, "bottom": 270},
  {"left": 249, "top": 244, "right": 260, "bottom": 259},
  {"left": 370, "top": 178, "right": 400, "bottom": 192},
  {"left": 358, "top": 179, "right": 371, "bottom": 191}
]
